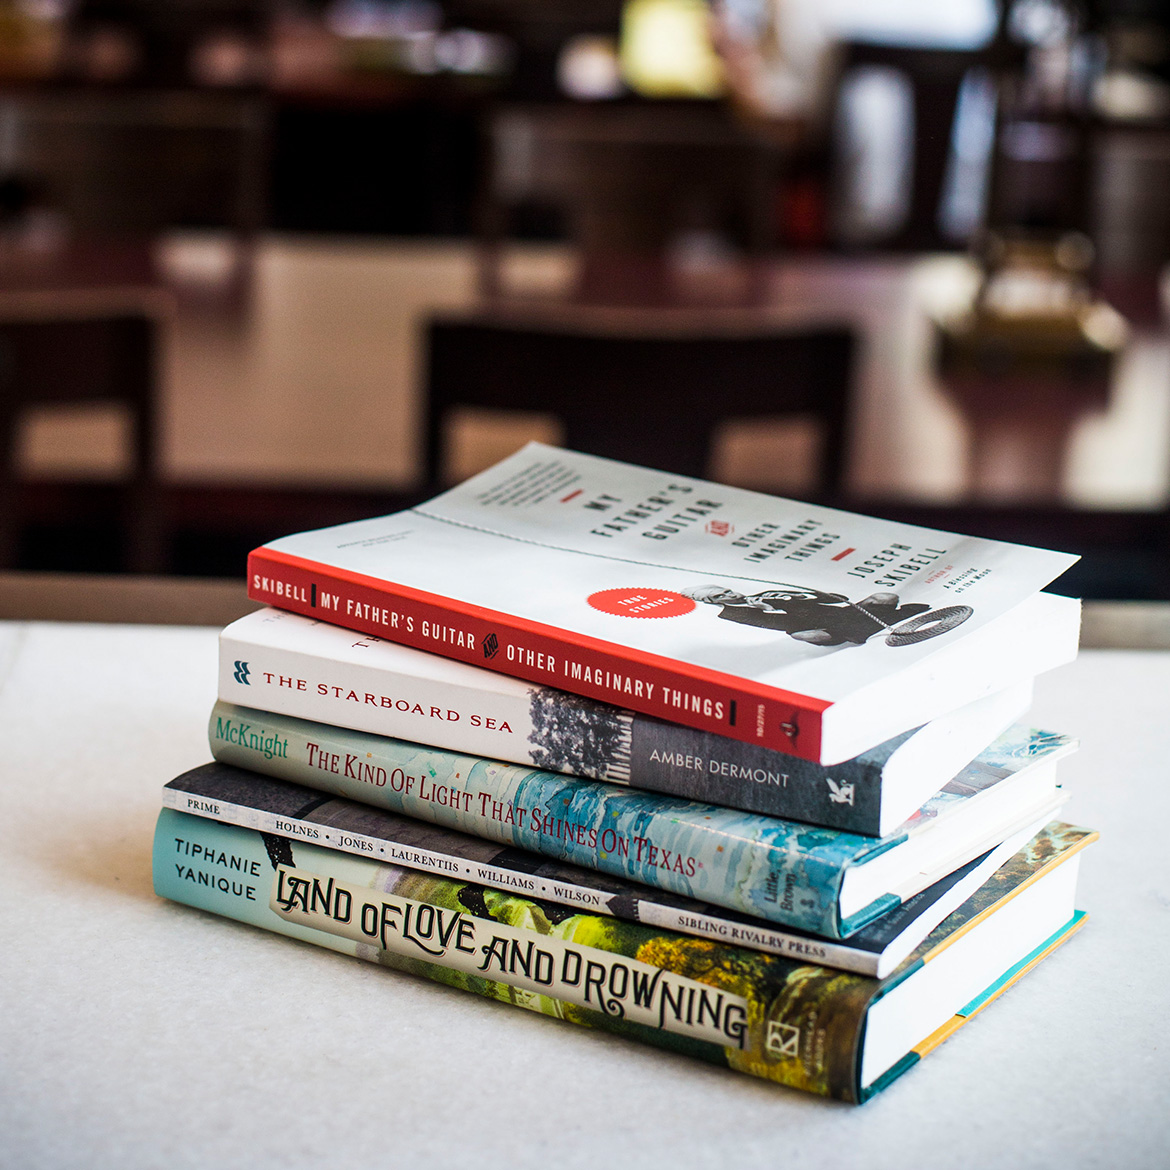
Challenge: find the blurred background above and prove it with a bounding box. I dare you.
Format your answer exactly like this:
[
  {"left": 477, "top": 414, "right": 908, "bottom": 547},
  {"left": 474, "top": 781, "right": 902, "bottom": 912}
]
[{"left": 2, "top": 0, "right": 1170, "bottom": 598}]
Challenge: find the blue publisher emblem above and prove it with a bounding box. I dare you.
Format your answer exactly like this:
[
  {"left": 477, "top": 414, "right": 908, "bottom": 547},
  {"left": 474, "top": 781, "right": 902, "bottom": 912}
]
[{"left": 233, "top": 661, "right": 251, "bottom": 685}]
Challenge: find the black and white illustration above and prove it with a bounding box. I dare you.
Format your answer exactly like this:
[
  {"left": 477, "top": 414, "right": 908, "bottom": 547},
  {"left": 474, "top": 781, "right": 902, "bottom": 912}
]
[{"left": 681, "top": 584, "right": 973, "bottom": 648}]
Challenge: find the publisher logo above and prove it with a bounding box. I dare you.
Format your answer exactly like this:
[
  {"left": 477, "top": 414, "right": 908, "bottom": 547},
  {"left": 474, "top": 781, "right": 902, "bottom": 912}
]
[
  {"left": 482, "top": 633, "right": 500, "bottom": 659},
  {"left": 766, "top": 1021, "right": 801, "bottom": 1059},
  {"left": 587, "top": 588, "right": 696, "bottom": 619},
  {"left": 233, "top": 660, "right": 251, "bottom": 685},
  {"left": 706, "top": 520, "right": 733, "bottom": 537},
  {"left": 826, "top": 778, "right": 854, "bottom": 806}
]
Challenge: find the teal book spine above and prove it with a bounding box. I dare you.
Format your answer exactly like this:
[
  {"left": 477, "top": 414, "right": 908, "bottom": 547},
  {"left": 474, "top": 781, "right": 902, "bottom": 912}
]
[
  {"left": 208, "top": 701, "right": 1065, "bottom": 939},
  {"left": 153, "top": 809, "right": 1087, "bottom": 1104},
  {"left": 209, "top": 700, "right": 904, "bottom": 938}
]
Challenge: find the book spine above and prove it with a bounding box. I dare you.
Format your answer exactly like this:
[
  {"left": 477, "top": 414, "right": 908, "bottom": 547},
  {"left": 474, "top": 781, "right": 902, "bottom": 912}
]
[
  {"left": 154, "top": 807, "right": 875, "bottom": 1101},
  {"left": 220, "top": 628, "right": 885, "bottom": 834},
  {"left": 162, "top": 774, "right": 882, "bottom": 975},
  {"left": 209, "top": 700, "right": 872, "bottom": 939},
  {"left": 247, "top": 547, "right": 831, "bottom": 762}
]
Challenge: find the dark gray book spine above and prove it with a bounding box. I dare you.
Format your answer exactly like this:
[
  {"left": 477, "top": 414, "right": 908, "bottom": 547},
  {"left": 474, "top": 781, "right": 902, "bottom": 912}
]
[{"left": 527, "top": 690, "right": 890, "bottom": 834}]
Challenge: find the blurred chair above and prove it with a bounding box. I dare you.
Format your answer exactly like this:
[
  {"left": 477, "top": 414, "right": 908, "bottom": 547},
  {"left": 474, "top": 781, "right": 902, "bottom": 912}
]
[
  {"left": 0, "top": 89, "right": 268, "bottom": 239},
  {"left": 1091, "top": 124, "right": 1170, "bottom": 327},
  {"left": 827, "top": 42, "right": 1011, "bottom": 252},
  {"left": 423, "top": 311, "right": 856, "bottom": 492},
  {"left": 478, "top": 103, "right": 790, "bottom": 305},
  {"left": 0, "top": 297, "right": 168, "bottom": 572}
]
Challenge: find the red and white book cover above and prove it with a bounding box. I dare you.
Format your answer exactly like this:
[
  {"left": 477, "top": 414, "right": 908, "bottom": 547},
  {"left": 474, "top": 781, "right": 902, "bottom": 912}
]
[{"left": 249, "top": 444, "right": 1079, "bottom": 763}]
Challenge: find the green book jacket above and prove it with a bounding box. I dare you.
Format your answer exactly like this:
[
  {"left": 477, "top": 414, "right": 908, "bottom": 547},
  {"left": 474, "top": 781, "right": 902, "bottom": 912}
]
[
  {"left": 154, "top": 809, "right": 1091, "bottom": 1103},
  {"left": 209, "top": 700, "right": 1072, "bottom": 939}
]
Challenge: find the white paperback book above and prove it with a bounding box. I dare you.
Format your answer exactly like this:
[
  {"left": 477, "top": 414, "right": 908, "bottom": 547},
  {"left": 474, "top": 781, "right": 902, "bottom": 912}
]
[
  {"left": 220, "top": 606, "right": 1033, "bottom": 836},
  {"left": 248, "top": 444, "right": 1080, "bottom": 764}
]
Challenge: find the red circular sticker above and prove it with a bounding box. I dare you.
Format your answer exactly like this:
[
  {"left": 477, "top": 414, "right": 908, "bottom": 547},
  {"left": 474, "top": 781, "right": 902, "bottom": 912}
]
[{"left": 587, "top": 588, "right": 696, "bottom": 619}]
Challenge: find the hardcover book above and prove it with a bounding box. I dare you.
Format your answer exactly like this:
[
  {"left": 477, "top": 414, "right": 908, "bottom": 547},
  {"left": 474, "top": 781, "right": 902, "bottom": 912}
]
[
  {"left": 163, "top": 760, "right": 1073, "bottom": 978},
  {"left": 220, "top": 607, "right": 1032, "bottom": 836},
  {"left": 153, "top": 807, "right": 1092, "bottom": 1103},
  {"left": 209, "top": 700, "right": 1071, "bottom": 939},
  {"left": 247, "top": 444, "right": 1080, "bottom": 764}
]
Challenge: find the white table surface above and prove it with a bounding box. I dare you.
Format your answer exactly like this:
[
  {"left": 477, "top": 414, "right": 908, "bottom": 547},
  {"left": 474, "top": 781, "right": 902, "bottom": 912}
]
[{"left": 1, "top": 621, "right": 1167, "bottom": 1170}]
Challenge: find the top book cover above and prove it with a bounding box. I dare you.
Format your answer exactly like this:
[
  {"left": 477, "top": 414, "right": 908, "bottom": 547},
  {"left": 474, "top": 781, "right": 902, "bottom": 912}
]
[{"left": 249, "top": 444, "right": 1080, "bottom": 765}]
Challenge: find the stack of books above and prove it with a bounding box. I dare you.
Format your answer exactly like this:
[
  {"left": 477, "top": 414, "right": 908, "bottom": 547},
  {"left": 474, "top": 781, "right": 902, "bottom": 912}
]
[{"left": 153, "top": 444, "right": 1096, "bottom": 1103}]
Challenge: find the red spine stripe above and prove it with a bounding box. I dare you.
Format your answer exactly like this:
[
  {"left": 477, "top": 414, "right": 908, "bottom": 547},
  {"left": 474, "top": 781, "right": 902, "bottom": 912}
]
[{"left": 247, "top": 547, "right": 831, "bottom": 762}]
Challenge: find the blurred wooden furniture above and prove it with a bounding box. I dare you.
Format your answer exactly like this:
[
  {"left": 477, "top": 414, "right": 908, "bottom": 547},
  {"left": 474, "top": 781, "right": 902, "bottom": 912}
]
[
  {"left": 0, "top": 271, "right": 170, "bottom": 572},
  {"left": 1091, "top": 122, "right": 1170, "bottom": 326},
  {"left": 423, "top": 309, "right": 856, "bottom": 491},
  {"left": 0, "top": 88, "right": 268, "bottom": 237},
  {"left": 828, "top": 42, "right": 1013, "bottom": 252},
  {"left": 479, "top": 103, "right": 795, "bottom": 305}
]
